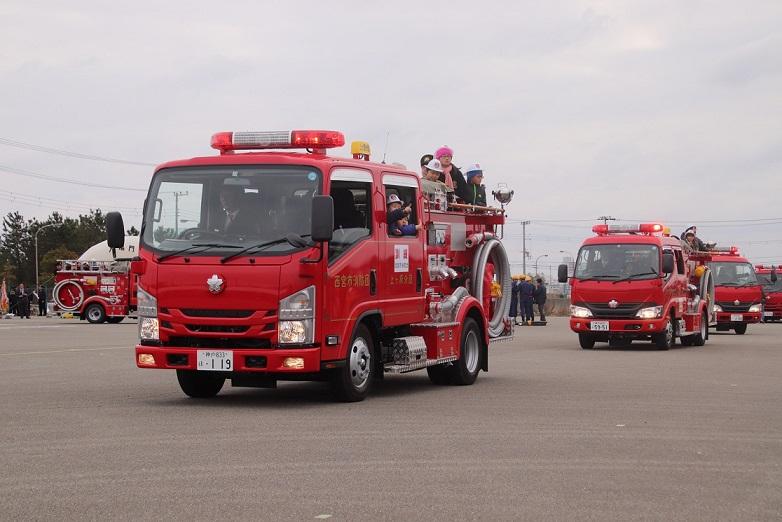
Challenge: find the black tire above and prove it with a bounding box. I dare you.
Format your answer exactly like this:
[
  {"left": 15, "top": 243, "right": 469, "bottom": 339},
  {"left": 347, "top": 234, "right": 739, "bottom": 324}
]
[
  {"left": 427, "top": 365, "right": 452, "bottom": 385},
  {"left": 448, "top": 317, "right": 482, "bottom": 385},
  {"left": 679, "top": 336, "right": 694, "bottom": 346},
  {"left": 654, "top": 319, "right": 674, "bottom": 350},
  {"left": 692, "top": 312, "right": 708, "bottom": 346},
  {"left": 106, "top": 316, "right": 124, "bottom": 324},
  {"left": 84, "top": 303, "right": 106, "bottom": 324},
  {"left": 330, "top": 323, "right": 374, "bottom": 402},
  {"left": 734, "top": 323, "right": 747, "bottom": 335},
  {"left": 578, "top": 333, "right": 595, "bottom": 350},
  {"left": 176, "top": 370, "right": 225, "bottom": 398}
]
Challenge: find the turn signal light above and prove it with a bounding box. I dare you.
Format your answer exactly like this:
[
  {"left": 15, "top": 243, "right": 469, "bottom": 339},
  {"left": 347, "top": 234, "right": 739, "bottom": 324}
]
[{"left": 138, "top": 353, "right": 156, "bottom": 366}]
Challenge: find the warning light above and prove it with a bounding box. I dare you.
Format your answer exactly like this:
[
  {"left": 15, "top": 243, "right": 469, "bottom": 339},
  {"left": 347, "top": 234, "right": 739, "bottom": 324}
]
[{"left": 211, "top": 130, "right": 345, "bottom": 153}]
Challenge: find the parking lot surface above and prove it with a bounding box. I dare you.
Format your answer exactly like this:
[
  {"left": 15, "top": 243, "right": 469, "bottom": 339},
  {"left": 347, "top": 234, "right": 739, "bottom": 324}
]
[{"left": 1, "top": 316, "right": 780, "bottom": 520}]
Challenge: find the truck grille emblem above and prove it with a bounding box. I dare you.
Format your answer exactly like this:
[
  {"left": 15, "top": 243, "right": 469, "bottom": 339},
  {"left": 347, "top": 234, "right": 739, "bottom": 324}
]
[
  {"left": 207, "top": 274, "right": 224, "bottom": 294},
  {"left": 733, "top": 299, "right": 740, "bottom": 306},
  {"left": 608, "top": 299, "right": 619, "bottom": 308}
]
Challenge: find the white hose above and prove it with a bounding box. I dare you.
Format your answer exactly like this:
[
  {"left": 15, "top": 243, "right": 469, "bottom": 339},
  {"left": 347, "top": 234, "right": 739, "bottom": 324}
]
[
  {"left": 53, "top": 279, "right": 84, "bottom": 312},
  {"left": 429, "top": 286, "right": 470, "bottom": 321},
  {"left": 699, "top": 267, "right": 715, "bottom": 323},
  {"left": 470, "top": 238, "right": 512, "bottom": 337}
]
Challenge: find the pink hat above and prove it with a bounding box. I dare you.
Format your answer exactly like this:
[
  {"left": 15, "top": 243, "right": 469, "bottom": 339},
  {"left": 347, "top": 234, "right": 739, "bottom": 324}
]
[{"left": 435, "top": 146, "right": 453, "bottom": 159}]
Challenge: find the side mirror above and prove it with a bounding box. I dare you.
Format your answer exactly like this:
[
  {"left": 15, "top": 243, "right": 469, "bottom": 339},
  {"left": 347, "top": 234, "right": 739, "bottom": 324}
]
[
  {"left": 311, "top": 195, "right": 334, "bottom": 243},
  {"left": 106, "top": 212, "right": 125, "bottom": 251},
  {"left": 662, "top": 252, "right": 675, "bottom": 274},
  {"left": 558, "top": 264, "right": 569, "bottom": 283}
]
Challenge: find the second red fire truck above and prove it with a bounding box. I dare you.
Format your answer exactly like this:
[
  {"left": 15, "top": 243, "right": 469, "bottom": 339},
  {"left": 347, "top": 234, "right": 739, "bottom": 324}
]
[
  {"left": 708, "top": 247, "right": 763, "bottom": 334},
  {"left": 105, "top": 130, "right": 513, "bottom": 401},
  {"left": 559, "top": 223, "right": 713, "bottom": 349}
]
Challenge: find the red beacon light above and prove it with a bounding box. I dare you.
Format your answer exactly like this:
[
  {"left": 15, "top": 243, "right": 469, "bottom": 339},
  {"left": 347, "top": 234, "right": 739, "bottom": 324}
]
[
  {"left": 755, "top": 265, "right": 782, "bottom": 270},
  {"left": 210, "top": 130, "right": 345, "bottom": 154},
  {"left": 592, "top": 223, "right": 664, "bottom": 235}
]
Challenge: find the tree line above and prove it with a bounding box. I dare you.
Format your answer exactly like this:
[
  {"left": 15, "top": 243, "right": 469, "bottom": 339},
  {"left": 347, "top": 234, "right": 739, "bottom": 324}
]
[{"left": 0, "top": 210, "right": 139, "bottom": 288}]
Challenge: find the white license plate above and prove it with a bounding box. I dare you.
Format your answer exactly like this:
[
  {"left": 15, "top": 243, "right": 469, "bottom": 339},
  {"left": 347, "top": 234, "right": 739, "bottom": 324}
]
[
  {"left": 590, "top": 321, "right": 609, "bottom": 331},
  {"left": 764, "top": 311, "right": 774, "bottom": 317},
  {"left": 730, "top": 314, "right": 743, "bottom": 322},
  {"left": 197, "top": 350, "right": 233, "bottom": 371}
]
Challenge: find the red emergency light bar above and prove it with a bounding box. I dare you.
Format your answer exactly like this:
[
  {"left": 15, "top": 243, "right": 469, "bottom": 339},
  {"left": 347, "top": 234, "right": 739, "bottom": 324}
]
[
  {"left": 592, "top": 223, "right": 664, "bottom": 235},
  {"left": 210, "top": 130, "right": 346, "bottom": 153},
  {"left": 710, "top": 246, "right": 740, "bottom": 255},
  {"left": 755, "top": 265, "right": 781, "bottom": 270}
]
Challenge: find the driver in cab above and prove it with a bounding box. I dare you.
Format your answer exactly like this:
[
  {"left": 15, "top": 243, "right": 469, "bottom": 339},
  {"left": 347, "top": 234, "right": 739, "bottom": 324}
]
[{"left": 219, "top": 185, "right": 257, "bottom": 236}]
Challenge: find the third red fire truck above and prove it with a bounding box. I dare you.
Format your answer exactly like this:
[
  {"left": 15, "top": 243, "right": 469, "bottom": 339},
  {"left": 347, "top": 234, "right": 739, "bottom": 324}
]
[
  {"left": 559, "top": 223, "right": 713, "bottom": 349},
  {"left": 104, "top": 130, "right": 513, "bottom": 401},
  {"left": 754, "top": 265, "right": 781, "bottom": 322}
]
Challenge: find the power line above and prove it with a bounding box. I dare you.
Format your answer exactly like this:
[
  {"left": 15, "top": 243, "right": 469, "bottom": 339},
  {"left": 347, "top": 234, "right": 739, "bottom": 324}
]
[
  {"left": 0, "top": 164, "right": 146, "bottom": 192},
  {"left": 0, "top": 136, "right": 156, "bottom": 167},
  {"left": 0, "top": 189, "right": 141, "bottom": 214}
]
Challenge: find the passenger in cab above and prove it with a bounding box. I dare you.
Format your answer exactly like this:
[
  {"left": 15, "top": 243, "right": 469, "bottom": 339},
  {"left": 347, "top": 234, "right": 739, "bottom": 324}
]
[
  {"left": 219, "top": 185, "right": 257, "bottom": 236},
  {"left": 387, "top": 194, "right": 415, "bottom": 235},
  {"left": 462, "top": 164, "right": 487, "bottom": 206}
]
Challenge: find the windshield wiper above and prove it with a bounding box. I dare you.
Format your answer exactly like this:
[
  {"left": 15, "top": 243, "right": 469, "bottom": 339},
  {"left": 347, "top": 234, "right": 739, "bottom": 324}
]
[
  {"left": 577, "top": 274, "right": 619, "bottom": 282},
  {"left": 220, "top": 235, "right": 310, "bottom": 263},
  {"left": 612, "top": 267, "right": 659, "bottom": 284},
  {"left": 158, "top": 243, "right": 240, "bottom": 262}
]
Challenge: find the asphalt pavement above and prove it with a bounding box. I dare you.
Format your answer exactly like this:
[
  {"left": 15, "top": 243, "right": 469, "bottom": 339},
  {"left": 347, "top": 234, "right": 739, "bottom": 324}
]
[{"left": 1, "top": 316, "right": 780, "bottom": 521}]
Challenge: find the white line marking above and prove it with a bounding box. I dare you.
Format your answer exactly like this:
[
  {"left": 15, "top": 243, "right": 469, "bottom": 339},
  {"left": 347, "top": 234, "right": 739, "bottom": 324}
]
[{"left": 0, "top": 346, "right": 130, "bottom": 356}]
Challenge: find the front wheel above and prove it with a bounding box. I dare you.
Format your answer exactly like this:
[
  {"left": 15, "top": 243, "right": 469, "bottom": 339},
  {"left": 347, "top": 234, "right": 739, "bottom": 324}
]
[
  {"left": 734, "top": 323, "right": 747, "bottom": 335},
  {"left": 330, "top": 323, "right": 374, "bottom": 402},
  {"left": 578, "top": 333, "right": 595, "bottom": 350},
  {"left": 654, "top": 319, "right": 674, "bottom": 350},
  {"left": 176, "top": 370, "right": 225, "bottom": 398},
  {"left": 85, "top": 303, "right": 106, "bottom": 324}
]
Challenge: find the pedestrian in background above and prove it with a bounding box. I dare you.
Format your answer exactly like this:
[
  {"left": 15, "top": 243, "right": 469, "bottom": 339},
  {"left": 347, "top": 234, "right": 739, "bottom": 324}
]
[
  {"left": 519, "top": 276, "right": 535, "bottom": 325},
  {"left": 38, "top": 286, "right": 47, "bottom": 316},
  {"left": 534, "top": 278, "right": 547, "bottom": 323},
  {"left": 509, "top": 275, "right": 521, "bottom": 325},
  {"left": 17, "top": 283, "right": 31, "bottom": 319}
]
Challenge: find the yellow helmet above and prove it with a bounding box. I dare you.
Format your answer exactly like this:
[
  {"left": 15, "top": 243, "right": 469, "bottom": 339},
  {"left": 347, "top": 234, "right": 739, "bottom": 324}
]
[{"left": 694, "top": 265, "right": 706, "bottom": 278}]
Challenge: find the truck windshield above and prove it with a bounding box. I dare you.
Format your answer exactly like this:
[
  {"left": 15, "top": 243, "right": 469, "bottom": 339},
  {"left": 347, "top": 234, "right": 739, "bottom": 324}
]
[
  {"left": 756, "top": 273, "right": 782, "bottom": 292},
  {"left": 574, "top": 244, "right": 660, "bottom": 280},
  {"left": 142, "top": 166, "right": 321, "bottom": 255},
  {"left": 710, "top": 262, "right": 758, "bottom": 286}
]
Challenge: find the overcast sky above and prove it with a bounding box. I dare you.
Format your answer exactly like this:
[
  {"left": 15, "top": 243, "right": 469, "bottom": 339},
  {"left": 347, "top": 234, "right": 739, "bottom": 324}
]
[{"left": 1, "top": 0, "right": 780, "bottom": 270}]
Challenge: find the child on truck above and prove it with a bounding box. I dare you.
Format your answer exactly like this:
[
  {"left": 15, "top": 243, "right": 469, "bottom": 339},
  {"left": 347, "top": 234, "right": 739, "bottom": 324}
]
[{"left": 387, "top": 194, "right": 420, "bottom": 236}]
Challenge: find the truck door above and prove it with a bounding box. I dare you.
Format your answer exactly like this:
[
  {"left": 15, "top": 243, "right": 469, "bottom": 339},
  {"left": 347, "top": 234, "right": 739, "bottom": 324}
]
[
  {"left": 378, "top": 173, "right": 426, "bottom": 326},
  {"left": 322, "top": 168, "right": 378, "bottom": 359}
]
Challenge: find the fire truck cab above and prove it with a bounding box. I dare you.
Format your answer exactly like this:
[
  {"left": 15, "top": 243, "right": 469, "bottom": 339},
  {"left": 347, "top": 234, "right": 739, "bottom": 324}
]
[
  {"left": 708, "top": 248, "right": 763, "bottom": 334},
  {"left": 105, "top": 130, "right": 512, "bottom": 402},
  {"left": 754, "top": 265, "right": 781, "bottom": 322},
  {"left": 559, "top": 223, "right": 712, "bottom": 350}
]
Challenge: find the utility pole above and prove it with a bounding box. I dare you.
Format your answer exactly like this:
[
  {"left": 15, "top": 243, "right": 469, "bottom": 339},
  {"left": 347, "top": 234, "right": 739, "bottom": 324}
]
[
  {"left": 598, "top": 215, "right": 616, "bottom": 226},
  {"left": 35, "top": 223, "right": 57, "bottom": 292},
  {"left": 521, "top": 220, "right": 531, "bottom": 274},
  {"left": 173, "top": 191, "right": 188, "bottom": 236}
]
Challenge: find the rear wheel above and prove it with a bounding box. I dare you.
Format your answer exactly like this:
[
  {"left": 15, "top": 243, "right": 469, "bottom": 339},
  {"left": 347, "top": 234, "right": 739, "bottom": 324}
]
[
  {"left": 692, "top": 312, "right": 708, "bottom": 346},
  {"left": 330, "top": 323, "right": 374, "bottom": 402},
  {"left": 448, "top": 318, "right": 482, "bottom": 385},
  {"left": 654, "top": 319, "right": 674, "bottom": 350},
  {"left": 426, "top": 365, "right": 452, "bottom": 385},
  {"left": 85, "top": 303, "right": 106, "bottom": 324},
  {"left": 578, "top": 333, "right": 595, "bottom": 350},
  {"left": 176, "top": 370, "right": 225, "bottom": 398},
  {"left": 734, "top": 323, "right": 747, "bottom": 335}
]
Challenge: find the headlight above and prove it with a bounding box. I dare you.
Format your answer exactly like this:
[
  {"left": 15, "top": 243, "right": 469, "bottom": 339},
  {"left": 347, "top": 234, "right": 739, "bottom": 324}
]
[
  {"left": 139, "top": 317, "right": 159, "bottom": 341},
  {"left": 279, "top": 320, "right": 312, "bottom": 344},
  {"left": 748, "top": 304, "right": 762, "bottom": 313},
  {"left": 137, "top": 286, "right": 158, "bottom": 318},
  {"left": 713, "top": 304, "right": 723, "bottom": 313},
  {"left": 279, "top": 286, "right": 315, "bottom": 344},
  {"left": 570, "top": 305, "right": 592, "bottom": 318},
  {"left": 636, "top": 306, "right": 663, "bottom": 319}
]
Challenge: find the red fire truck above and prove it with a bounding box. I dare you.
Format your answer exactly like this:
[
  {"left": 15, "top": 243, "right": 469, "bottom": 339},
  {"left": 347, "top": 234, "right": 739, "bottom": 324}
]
[
  {"left": 53, "top": 259, "right": 137, "bottom": 323},
  {"left": 754, "top": 265, "right": 781, "bottom": 322},
  {"left": 104, "top": 130, "right": 512, "bottom": 401},
  {"left": 706, "top": 248, "right": 763, "bottom": 334},
  {"left": 558, "top": 223, "right": 713, "bottom": 349}
]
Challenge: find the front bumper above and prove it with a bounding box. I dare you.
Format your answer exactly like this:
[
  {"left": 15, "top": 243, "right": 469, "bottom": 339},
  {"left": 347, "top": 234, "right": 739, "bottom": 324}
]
[
  {"left": 569, "top": 317, "right": 668, "bottom": 336},
  {"left": 714, "top": 312, "right": 761, "bottom": 325},
  {"left": 763, "top": 309, "right": 782, "bottom": 319},
  {"left": 135, "top": 345, "right": 322, "bottom": 373}
]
